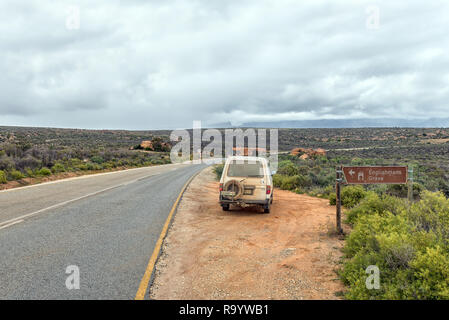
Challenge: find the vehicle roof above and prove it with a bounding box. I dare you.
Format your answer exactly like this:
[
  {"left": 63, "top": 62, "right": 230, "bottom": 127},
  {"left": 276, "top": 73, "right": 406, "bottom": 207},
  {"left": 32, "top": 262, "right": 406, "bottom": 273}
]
[{"left": 225, "top": 156, "right": 268, "bottom": 163}]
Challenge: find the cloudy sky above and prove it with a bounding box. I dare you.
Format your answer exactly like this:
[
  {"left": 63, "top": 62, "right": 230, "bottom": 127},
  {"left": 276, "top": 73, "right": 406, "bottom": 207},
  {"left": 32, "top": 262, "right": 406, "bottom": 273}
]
[{"left": 1, "top": 0, "right": 448, "bottom": 129}]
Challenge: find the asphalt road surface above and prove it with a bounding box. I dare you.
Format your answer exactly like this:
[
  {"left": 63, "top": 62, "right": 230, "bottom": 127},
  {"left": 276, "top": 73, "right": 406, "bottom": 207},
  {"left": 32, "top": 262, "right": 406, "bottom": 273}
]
[{"left": 0, "top": 163, "right": 205, "bottom": 299}]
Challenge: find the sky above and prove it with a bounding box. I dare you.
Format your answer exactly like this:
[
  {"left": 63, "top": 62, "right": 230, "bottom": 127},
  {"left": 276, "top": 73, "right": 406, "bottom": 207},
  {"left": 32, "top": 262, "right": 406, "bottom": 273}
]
[{"left": 0, "top": 0, "right": 448, "bottom": 130}]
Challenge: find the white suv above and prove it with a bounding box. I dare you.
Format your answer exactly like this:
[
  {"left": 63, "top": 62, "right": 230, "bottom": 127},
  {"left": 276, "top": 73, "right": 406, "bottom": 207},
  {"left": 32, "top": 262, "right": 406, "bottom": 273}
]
[{"left": 219, "top": 156, "right": 274, "bottom": 213}]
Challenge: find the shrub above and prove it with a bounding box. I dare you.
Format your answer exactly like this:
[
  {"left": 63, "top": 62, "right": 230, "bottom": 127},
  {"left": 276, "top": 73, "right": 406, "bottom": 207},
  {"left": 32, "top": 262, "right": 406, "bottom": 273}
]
[
  {"left": 342, "top": 212, "right": 415, "bottom": 299},
  {"left": 103, "top": 162, "right": 114, "bottom": 169},
  {"left": 345, "top": 193, "right": 407, "bottom": 225},
  {"left": 9, "top": 169, "right": 25, "bottom": 180},
  {"left": 308, "top": 185, "right": 334, "bottom": 199},
  {"left": 25, "top": 168, "right": 35, "bottom": 178},
  {"left": 38, "top": 167, "right": 52, "bottom": 176},
  {"left": 15, "top": 155, "right": 41, "bottom": 171},
  {"left": 213, "top": 164, "right": 224, "bottom": 180},
  {"left": 272, "top": 174, "right": 284, "bottom": 188},
  {"left": 90, "top": 156, "right": 104, "bottom": 164},
  {"left": 151, "top": 159, "right": 164, "bottom": 165},
  {"left": 277, "top": 161, "right": 299, "bottom": 176},
  {"left": 329, "top": 186, "right": 368, "bottom": 208},
  {"left": 273, "top": 174, "right": 312, "bottom": 191},
  {"left": 0, "top": 156, "right": 15, "bottom": 170},
  {"left": 313, "top": 172, "right": 334, "bottom": 187},
  {"left": 329, "top": 193, "right": 337, "bottom": 205},
  {"left": 281, "top": 176, "right": 300, "bottom": 190},
  {"left": 0, "top": 170, "right": 6, "bottom": 183},
  {"left": 341, "top": 191, "right": 449, "bottom": 300},
  {"left": 297, "top": 165, "right": 309, "bottom": 176},
  {"left": 343, "top": 212, "right": 411, "bottom": 259},
  {"left": 341, "top": 185, "right": 368, "bottom": 208},
  {"left": 322, "top": 185, "right": 335, "bottom": 198},
  {"left": 409, "top": 191, "right": 449, "bottom": 240},
  {"left": 387, "top": 183, "right": 424, "bottom": 199},
  {"left": 75, "top": 164, "right": 89, "bottom": 171},
  {"left": 408, "top": 246, "right": 449, "bottom": 299},
  {"left": 86, "top": 163, "right": 102, "bottom": 171},
  {"left": 51, "top": 162, "right": 66, "bottom": 173}
]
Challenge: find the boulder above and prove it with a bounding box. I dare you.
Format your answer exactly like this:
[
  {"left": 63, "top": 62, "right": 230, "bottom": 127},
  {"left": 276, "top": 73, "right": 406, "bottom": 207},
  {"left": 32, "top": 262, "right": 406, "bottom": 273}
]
[{"left": 140, "top": 140, "right": 154, "bottom": 150}]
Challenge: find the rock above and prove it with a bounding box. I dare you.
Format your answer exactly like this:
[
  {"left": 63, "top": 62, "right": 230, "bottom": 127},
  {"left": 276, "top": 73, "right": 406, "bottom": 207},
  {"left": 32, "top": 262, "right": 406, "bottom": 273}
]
[
  {"left": 290, "top": 147, "right": 326, "bottom": 158},
  {"left": 140, "top": 140, "right": 154, "bottom": 149}
]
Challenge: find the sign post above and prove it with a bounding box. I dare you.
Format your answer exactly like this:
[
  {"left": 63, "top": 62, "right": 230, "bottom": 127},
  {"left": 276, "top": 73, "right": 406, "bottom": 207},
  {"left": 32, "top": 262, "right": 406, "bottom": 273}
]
[
  {"left": 336, "top": 166, "right": 343, "bottom": 234},
  {"left": 408, "top": 167, "right": 414, "bottom": 202},
  {"left": 336, "top": 165, "right": 408, "bottom": 234}
]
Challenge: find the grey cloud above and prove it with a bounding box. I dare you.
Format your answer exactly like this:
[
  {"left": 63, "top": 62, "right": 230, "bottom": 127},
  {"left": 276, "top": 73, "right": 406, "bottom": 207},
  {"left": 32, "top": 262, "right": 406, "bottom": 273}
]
[{"left": 0, "top": 0, "right": 448, "bottom": 129}]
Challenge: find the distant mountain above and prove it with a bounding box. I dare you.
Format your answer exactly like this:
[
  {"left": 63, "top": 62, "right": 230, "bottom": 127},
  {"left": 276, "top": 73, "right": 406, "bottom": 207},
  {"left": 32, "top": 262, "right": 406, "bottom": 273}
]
[
  {"left": 205, "top": 121, "right": 233, "bottom": 128},
  {"left": 208, "top": 118, "right": 449, "bottom": 128}
]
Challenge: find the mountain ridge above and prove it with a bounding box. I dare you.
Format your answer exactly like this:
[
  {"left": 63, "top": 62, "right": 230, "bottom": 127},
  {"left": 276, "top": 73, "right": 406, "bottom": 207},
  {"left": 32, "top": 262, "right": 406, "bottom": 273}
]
[{"left": 207, "top": 118, "right": 449, "bottom": 128}]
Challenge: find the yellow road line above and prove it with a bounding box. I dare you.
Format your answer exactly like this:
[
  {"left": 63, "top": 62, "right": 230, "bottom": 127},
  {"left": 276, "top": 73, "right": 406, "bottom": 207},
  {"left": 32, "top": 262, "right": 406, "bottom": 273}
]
[{"left": 134, "top": 170, "right": 201, "bottom": 300}]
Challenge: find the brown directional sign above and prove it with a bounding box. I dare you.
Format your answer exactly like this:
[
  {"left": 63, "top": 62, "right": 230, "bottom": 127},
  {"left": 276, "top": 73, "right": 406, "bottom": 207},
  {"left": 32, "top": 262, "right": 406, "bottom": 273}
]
[{"left": 342, "top": 166, "right": 408, "bottom": 184}]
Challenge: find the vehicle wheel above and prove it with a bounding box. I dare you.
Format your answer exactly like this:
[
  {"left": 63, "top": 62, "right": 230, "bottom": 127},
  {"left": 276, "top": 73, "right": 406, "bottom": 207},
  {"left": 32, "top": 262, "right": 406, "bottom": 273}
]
[
  {"left": 222, "top": 205, "right": 230, "bottom": 211},
  {"left": 263, "top": 205, "right": 270, "bottom": 214},
  {"left": 223, "top": 180, "right": 244, "bottom": 199}
]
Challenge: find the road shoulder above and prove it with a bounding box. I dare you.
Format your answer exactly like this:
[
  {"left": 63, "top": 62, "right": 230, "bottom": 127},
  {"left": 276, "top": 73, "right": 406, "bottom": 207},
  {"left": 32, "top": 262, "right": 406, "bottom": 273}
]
[{"left": 150, "top": 167, "right": 345, "bottom": 299}]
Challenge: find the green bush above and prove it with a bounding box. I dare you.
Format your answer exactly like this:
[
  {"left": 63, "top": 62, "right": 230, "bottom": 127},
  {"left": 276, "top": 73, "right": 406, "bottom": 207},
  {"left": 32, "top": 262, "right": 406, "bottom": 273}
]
[
  {"left": 277, "top": 161, "right": 299, "bottom": 176},
  {"left": 341, "top": 186, "right": 368, "bottom": 208},
  {"left": 282, "top": 176, "right": 301, "bottom": 190},
  {"left": 103, "top": 162, "right": 114, "bottom": 169},
  {"left": 0, "top": 170, "right": 6, "bottom": 183},
  {"left": 272, "top": 174, "right": 283, "bottom": 188},
  {"left": 329, "top": 192, "right": 336, "bottom": 205},
  {"left": 86, "top": 163, "right": 102, "bottom": 170},
  {"left": 213, "top": 164, "right": 224, "bottom": 180},
  {"left": 409, "top": 191, "right": 449, "bottom": 241},
  {"left": 151, "top": 159, "right": 164, "bottom": 165},
  {"left": 341, "top": 191, "right": 449, "bottom": 300},
  {"left": 323, "top": 185, "right": 335, "bottom": 197},
  {"left": 9, "top": 169, "right": 25, "bottom": 180},
  {"left": 90, "top": 156, "right": 104, "bottom": 164},
  {"left": 25, "top": 168, "right": 35, "bottom": 177},
  {"left": 408, "top": 246, "right": 449, "bottom": 299},
  {"left": 273, "top": 174, "right": 312, "bottom": 191},
  {"left": 69, "top": 158, "right": 83, "bottom": 167},
  {"left": 387, "top": 183, "right": 424, "bottom": 199},
  {"left": 75, "top": 164, "right": 89, "bottom": 171},
  {"left": 297, "top": 165, "right": 309, "bottom": 176},
  {"left": 38, "top": 167, "right": 52, "bottom": 176},
  {"left": 51, "top": 162, "right": 66, "bottom": 173},
  {"left": 329, "top": 186, "right": 368, "bottom": 208},
  {"left": 345, "top": 193, "right": 407, "bottom": 225}
]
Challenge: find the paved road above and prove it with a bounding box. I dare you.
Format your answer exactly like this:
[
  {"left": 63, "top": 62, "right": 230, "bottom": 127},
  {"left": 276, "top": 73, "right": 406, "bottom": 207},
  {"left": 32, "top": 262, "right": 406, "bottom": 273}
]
[{"left": 0, "top": 163, "right": 205, "bottom": 299}]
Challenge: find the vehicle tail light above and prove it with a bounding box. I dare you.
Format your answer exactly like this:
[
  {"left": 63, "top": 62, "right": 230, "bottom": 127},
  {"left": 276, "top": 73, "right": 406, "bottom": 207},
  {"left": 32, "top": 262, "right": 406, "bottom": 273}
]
[
  {"left": 266, "top": 185, "right": 271, "bottom": 194},
  {"left": 219, "top": 183, "right": 223, "bottom": 192}
]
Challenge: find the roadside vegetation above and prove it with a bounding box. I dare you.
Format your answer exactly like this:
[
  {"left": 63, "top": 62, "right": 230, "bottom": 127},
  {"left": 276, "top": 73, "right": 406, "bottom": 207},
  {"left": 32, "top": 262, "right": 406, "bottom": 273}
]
[
  {"left": 342, "top": 191, "right": 449, "bottom": 299},
  {"left": 273, "top": 153, "right": 448, "bottom": 198},
  {"left": 0, "top": 126, "right": 171, "bottom": 187},
  {"left": 272, "top": 151, "right": 449, "bottom": 299},
  {"left": 212, "top": 164, "right": 224, "bottom": 180}
]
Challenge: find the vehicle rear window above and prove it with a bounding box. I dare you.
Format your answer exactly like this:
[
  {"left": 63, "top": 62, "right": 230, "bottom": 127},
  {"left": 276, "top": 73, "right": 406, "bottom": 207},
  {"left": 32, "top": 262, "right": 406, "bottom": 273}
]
[{"left": 227, "top": 160, "right": 264, "bottom": 178}]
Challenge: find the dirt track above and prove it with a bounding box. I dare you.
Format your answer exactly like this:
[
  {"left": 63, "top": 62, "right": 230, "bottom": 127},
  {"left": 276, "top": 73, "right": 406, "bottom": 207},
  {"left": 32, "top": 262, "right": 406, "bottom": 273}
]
[{"left": 149, "top": 167, "right": 345, "bottom": 299}]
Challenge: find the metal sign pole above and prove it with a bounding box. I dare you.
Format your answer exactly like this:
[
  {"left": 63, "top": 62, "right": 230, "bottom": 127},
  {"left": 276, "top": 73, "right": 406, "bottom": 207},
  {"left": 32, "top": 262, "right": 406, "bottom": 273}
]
[
  {"left": 336, "top": 166, "right": 343, "bottom": 234},
  {"left": 408, "top": 167, "right": 414, "bottom": 203}
]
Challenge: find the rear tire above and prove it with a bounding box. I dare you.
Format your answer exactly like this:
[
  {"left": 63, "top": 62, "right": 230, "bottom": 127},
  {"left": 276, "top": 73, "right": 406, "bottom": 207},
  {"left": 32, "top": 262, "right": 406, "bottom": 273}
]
[
  {"left": 222, "top": 205, "right": 230, "bottom": 211},
  {"left": 263, "top": 205, "right": 270, "bottom": 214}
]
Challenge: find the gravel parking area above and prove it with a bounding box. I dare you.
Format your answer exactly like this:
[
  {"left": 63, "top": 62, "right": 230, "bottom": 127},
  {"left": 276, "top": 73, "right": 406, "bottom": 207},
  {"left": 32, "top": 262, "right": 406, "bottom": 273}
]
[{"left": 149, "top": 167, "right": 345, "bottom": 299}]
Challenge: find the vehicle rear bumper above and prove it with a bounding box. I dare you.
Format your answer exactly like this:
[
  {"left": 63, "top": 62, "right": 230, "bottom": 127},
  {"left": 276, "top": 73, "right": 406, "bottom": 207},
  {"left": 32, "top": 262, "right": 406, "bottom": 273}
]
[{"left": 219, "top": 196, "right": 270, "bottom": 206}]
